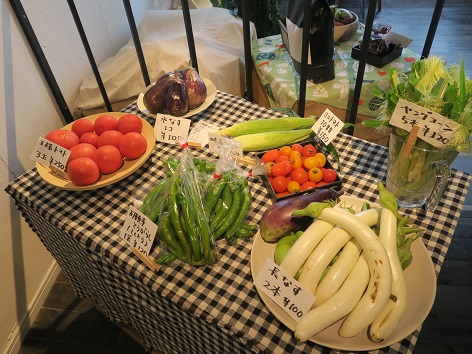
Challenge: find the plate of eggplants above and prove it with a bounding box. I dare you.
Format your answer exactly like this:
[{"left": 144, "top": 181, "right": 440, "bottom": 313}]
[{"left": 138, "top": 67, "right": 217, "bottom": 118}]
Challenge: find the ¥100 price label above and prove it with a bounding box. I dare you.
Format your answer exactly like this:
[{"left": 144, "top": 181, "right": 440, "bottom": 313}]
[
  {"left": 154, "top": 115, "right": 191, "bottom": 144},
  {"left": 312, "top": 109, "right": 343, "bottom": 146},
  {"left": 30, "top": 137, "right": 71, "bottom": 171},
  {"left": 254, "top": 258, "right": 316, "bottom": 322}
]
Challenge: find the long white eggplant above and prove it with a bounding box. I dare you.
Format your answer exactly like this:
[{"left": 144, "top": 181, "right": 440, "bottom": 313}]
[
  {"left": 311, "top": 208, "right": 392, "bottom": 338},
  {"left": 369, "top": 208, "right": 407, "bottom": 342},
  {"left": 279, "top": 219, "right": 334, "bottom": 277},
  {"left": 294, "top": 252, "right": 370, "bottom": 342},
  {"left": 298, "top": 208, "right": 380, "bottom": 296},
  {"left": 314, "top": 238, "right": 362, "bottom": 306}
]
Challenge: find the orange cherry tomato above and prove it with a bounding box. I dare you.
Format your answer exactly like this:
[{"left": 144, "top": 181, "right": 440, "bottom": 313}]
[
  {"left": 270, "top": 176, "right": 289, "bottom": 193},
  {"left": 275, "top": 155, "right": 290, "bottom": 163},
  {"left": 290, "top": 154, "right": 302, "bottom": 169},
  {"left": 308, "top": 167, "right": 323, "bottom": 183},
  {"left": 290, "top": 167, "right": 309, "bottom": 185},
  {"left": 314, "top": 152, "right": 327, "bottom": 168},
  {"left": 303, "top": 156, "right": 319, "bottom": 169},
  {"left": 264, "top": 162, "right": 275, "bottom": 176},
  {"left": 287, "top": 180, "right": 301, "bottom": 194},
  {"left": 271, "top": 161, "right": 293, "bottom": 177},
  {"left": 302, "top": 144, "right": 317, "bottom": 157},
  {"left": 300, "top": 181, "right": 317, "bottom": 191},
  {"left": 279, "top": 145, "right": 292, "bottom": 157},
  {"left": 322, "top": 168, "right": 337, "bottom": 183},
  {"left": 261, "top": 149, "right": 281, "bottom": 164}
]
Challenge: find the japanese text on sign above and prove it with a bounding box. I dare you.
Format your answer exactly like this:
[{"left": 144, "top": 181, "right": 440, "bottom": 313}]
[
  {"left": 188, "top": 120, "right": 218, "bottom": 147},
  {"left": 30, "top": 137, "right": 71, "bottom": 172},
  {"left": 389, "top": 98, "right": 461, "bottom": 148},
  {"left": 254, "top": 259, "right": 316, "bottom": 322},
  {"left": 154, "top": 115, "right": 191, "bottom": 144},
  {"left": 119, "top": 205, "right": 157, "bottom": 257},
  {"left": 312, "top": 109, "right": 343, "bottom": 146}
]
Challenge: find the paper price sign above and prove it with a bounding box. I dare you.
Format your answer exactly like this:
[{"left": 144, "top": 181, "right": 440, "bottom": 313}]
[
  {"left": 254, "top": 258, "right": 316, "bottom": 322},
  {"left": 207, "top": 132, "right": 243, "bottom": 158},
  {"left": 390, "top": 98, "right": 461, "bottom": 148},
  {"left": 312, "top": 109, "right": 343, "bottom": 145},
  {"left": 154, "top": 115, "right": 191, "bottom": 144},
  {"left": 30, "top": 137, "right": 71, "bottom": 171},
  {"left": 188, "top": 121, "right": 218, "bottom": 148},
  {"left": 119, "top": 205, "right": 157, "bottom": 257}
]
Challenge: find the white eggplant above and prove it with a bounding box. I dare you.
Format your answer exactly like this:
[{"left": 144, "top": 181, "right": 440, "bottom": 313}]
[
  {"left": 369, "top": 208, "right": 407, "bottom": 342},
  {"left": 298, "top": 208, "right": 380, "bottom": 296},
  {"left": 294, "top": 252, "right": 370, "bottom": 342}
]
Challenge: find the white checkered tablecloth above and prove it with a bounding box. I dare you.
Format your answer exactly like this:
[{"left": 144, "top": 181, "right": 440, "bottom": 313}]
[{"left": 6, "top": 91, "right": 472, "bottom": 354}]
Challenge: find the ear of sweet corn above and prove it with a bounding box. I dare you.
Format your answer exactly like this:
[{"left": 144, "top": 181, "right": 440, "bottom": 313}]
[
  {"left": 218, "top": 117, "right": 316, "bottom": 137},
  {"left": 234, "top": 129, "right": 314, "bottom": 152}
]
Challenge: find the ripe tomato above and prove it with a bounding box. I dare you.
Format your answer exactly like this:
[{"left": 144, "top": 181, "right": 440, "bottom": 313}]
[
  {"left": 276, "top": 191, "right": 291, "bottom": 198},
  {"left": 314, "top": 152, "right": 327, "bottom": 168},
  {"left": 116, "top": 114, "right": 143, "bottom": 134},
  {"left": 79, "top": 132, "right": 100, "bottom": 146},
  {"left": 264, "top": 162, "right": 275, "bottom": 176},
  {"left": 275, "top": 155, "right": 290, "bottom": 163},
  {"left": 261, "top": 149, "right": 280, "bottom": 164},
  {"left": 68, "top": 143, "right": 97, "bottom": 163},
  {"left": 300, "top": 181, "right": 316, "bottom": 191},
  {"left": 290, "top": 167, "right": 308, "bottom": 185},
  {"left": 67, "top": 157, "right": 100, "bottom": 186},
  {"left": 94, "top": 115, "right": 118, "bottom": 136},
  {"left": 45, "top": 129, "right": 80, "bottom": 150},
  {"left": 287, "top": 180, "right": 301, "bottom": 194},
  {"left": 270, "top": 176, "right": 289, "bottom": 193},
  {"left": 289, "top": 150, "right": 301, "bottom": 159},
  {"left": 303, "top": 156, "right": 319, "bottom": 169},
  {"left": 71, "top": 118, "right": 95, "bottom": 137},
  {"left": 290, "top": 154, "right": 302, "bottom": 169},
  {"left": 271, "top": 161, "right": 293, "bottom": 177},
  {"left": 92, "top": 145, "right": 123, "bottom": 174},
  {"left": 301, "top": 144, "right": 317, "bottom": 157},
  {"left": 97, "top": 130, "right": 124, "bottom": 148},
  {"left": 308, "top": 167, "right": 323, "bottom": 183},
  {"left": 291, "top": 143, "right": 303, "bottom": 154},
  {"left": 279, "top": 146, "right": 292, "bottom": 157},
  {"left": 119, "top": 132, "right": 147, "bottom": 160},
  {"left": 322, "top": 168, "right": 337, "bottom": 183}
]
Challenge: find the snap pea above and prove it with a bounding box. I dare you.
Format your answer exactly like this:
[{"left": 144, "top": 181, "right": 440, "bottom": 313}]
[
  {"left": 223, "top": 178, "right": 252, "bottom": 242},
  {"left": 176, "top": 189, "right": 202, "bottom": 262},
  {"left": 168, "top": 182, "right": 192, "bottom": 261},
  {"left": 157, "top": 212, "right": 186, "bottom": 262},
  {"left": 213, "top": 181, "right": 242, "bottom": 240},
  {"left": 209, "top": 184, "right": 233, "bottom": 231}
]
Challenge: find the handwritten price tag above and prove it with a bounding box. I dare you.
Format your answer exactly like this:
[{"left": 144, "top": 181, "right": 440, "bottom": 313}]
[
  {"left": 254, "top": 258, "right": 316, "bottom": 322},
  {"left": 188, "top": 121, "right": 218, "bottom": 148},
  {"left": 390, "top": 98, "right": 461, "bottom": 148},
  {"left": 30, "top": 137, "right": 71, "bottom": 171},
  {"left": 119, "top": 205, "right": 157, "bottom": 257},
  {"left": 312, "top": 109, "right": 343, "bottom": 146},
  {"left": 154, "top": 115, "right": 191, "bottom": 144}
]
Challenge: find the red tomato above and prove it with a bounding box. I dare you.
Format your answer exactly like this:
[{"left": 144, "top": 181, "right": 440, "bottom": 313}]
[
  {"left": 68, "top": 143, "right": 97, "bottom": 163},
  {"left": 79, "top": 132, "right": 100, "bottom": 146},
  {"left": 322, "top": 168, "right": 337, "bottom": 183},
  {"left": 119, "top": 132, "right": 147, "bottom": 160},
  {"left": 276, "top": 191, "right": 291, "bottom": 198},
  {"left": 71, "top": 118, "right": 95, "bottom": 137},
  {"left": 275, "top": 155, "right": 290, "bottom": 163},
  {"left": 271, "top": 161, "right": 293, "bottom": 177},
  {"left": 270, "top": 176, "right": 289, "bottom": 193},
  {"left": 300, "top": 181, "right": 316, "bottom": 191},
  {"left": 67, "top": 157, "right": 100, "bottom": 186},
  {"left": 291, "top": 143, "right": 303, "bottom": 154},
  {"left": 301, "top": 144, "right": 317, "bottom": 157},
  {"left": 290, "top": 167, "right": 309, "bottom": 185},
  {"left": 116, "top": 114, "right": 143, "bottom": 134},
  {"left": 45, "top": 129, "right": 80, "bottom": 150},
  {"left": 97, "top": 130, "right": 124, "bottom": 148},
  {"left": 92, "top": 145, "right": 123, "bottom": 174},
  {"left": 94, "top": 115, "right": 118, "bottom": 135},
  {"left": 261, "top": 149, "right": 281, "bottom": 164}
]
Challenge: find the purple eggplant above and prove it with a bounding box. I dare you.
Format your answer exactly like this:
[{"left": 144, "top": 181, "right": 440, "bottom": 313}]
[
  {"left": 143, "top": 72, "right": 172, "bottom": 113},
  {"left": 166, "top": 71, "right": 189, "bottom": 116},
  {"left": 183, "top": 68, "right": 207, "bottom": 109},
  {"left": 259, "top": 188, "right": 344, "bottom": 243}
]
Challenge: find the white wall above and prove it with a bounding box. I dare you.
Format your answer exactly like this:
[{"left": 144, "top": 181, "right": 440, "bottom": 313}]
[{"left": 0, "top": 1, "right": 173, "bottom": 353}]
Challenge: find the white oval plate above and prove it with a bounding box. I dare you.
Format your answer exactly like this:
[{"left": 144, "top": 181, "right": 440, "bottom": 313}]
[
  {"left": 137, "top": 77, "right": 217, "bottom": 119},
  {"left": 250, "top": 195, "right": 437, "bottom": 351}
]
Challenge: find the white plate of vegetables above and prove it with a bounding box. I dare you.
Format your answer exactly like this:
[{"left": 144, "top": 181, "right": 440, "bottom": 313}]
[{"left": 250, "top": 195, "right": 437, "bottom": 351}]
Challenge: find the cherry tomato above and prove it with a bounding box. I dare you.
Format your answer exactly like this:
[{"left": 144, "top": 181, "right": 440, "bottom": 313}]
[
  {"left": 301, "top": 144, "right": 317, "bottom": 157},
  {"left": 322, "top": 168, "right": 337, "bottom": 183},
  {"left": 79, "top": 132, "right": 100, "bottom": 147},
  {"left": 291, "top": 143, "right": 303, "bottom": 154},
  {"left": 119, "top": 132, "right": 147, "bottom": 160},
  {"left": 279, "top": 146, "right": 292, "bottom": 157},
  {"left": 290, "top": 154, "right": 302, "bottom": 169},
  {"left": 67, "top": 157, "right": 100, "bottom": 186},
  {"left": 71, "top": 118, "right": 95, "bottom": 138},
  {"left": 300, "top": 181, "right": 317, "bottom": 191},
  {"left": 116, "top": 114, "right": 143, "bottom": 134},
  {"left": 290, "top": 167, "right": 308, "bottom": 185},
  {"left": 264, "top": 162, "right": 275, "bottom": 176},
  {"left": 287, "top": 180, "right": 301, "bottom": 194},
  {"left": 314, "top": 152, "right": 327, "bottom": 168},
  {"left": 316, "top": 181, "right": 328, "bottom": 187},
  {"left": 45, "top": 129, "right": 80, "bottom": 150},
  {"left": 97, "top": 130, "right": 124, "bottom": 148},
  {"left": 276, "top": 191, "right": 291, "bottom": 198},
  {"left": 94, "top": 115, "right": 118, "bottom": 136},
  {"left": 275, "top": 155, "right": 290, "bottom": 163},
  {"left": 303, "top": 156, "right": 319, "bottom": 169},
  {"left": 308, "top": 167, "right": 323, "bottom": 183},
  {"left": 271, "top": 161, "right": 293, "bottom": 177},
  {"left": 261, "top": 149, "right": 281, "bottom": 164},
  {"left": 68, "top": 143, "right": 97, "bottom": 164},
  {"left": 93, "top": 145, "right": 123, "bottom": 174},
  {"left": 270, "top": 176, "right": 289, "bottom": 193}
]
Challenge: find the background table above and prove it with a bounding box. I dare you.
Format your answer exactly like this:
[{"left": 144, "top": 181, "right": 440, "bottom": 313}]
[{"left": 6, "top": 92, "right": 471, "bottom": 354}]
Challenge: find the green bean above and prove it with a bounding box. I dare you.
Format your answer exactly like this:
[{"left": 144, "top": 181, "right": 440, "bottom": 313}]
[
  {"left": 157, "top": 212, "right": 186, "bottom": 262},
  {"left": 176, "top": 189, "right": 202, "bottom": 262},
  {"left": 139, "top": 178, "right": 170, "bottom": 221},
  {"left": 168, "top": 183, "right": 192, "bottom": 261},
  {"left": 224, "top": 179, "right": 252, "bottom": 242},
  {"left": 213, "top": 181, "right": 242, "bottom": 240},
  {"left": 209, "top": 184, "right": 233, "bottom": 231},
  {"left": 204, "top": 173, "right": 230, "bottom": 217}
]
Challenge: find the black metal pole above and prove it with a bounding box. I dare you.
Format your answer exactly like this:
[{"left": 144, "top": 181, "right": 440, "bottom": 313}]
[
  {"left": 9, "top": 0, "right": 74, "bottom": 123},
  {"left": 181, "top": 0, "right": 199, "bottom": 72},
  {"left": 123, "top": 0, "right": 150, "bottom": 86},
  {"left": 242, "top": 0, "right": 253, "bottom": 101},
  {"left": 346, "top": 0, "right": 378, "bottom": 136},
  {"left": 421, "top": 0, "right": 445, "bottom": 59},
  {"left": 298, "top": 0, "right": 311, "bottom": 117}
]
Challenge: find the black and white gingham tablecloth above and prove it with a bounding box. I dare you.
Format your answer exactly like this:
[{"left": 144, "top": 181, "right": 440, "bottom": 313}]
[{"left": 6, "top": 92, "right": 472, "bottom": 354}]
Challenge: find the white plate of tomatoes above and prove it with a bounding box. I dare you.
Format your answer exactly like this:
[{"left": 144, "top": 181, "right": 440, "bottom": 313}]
[{"left": 36, "top": 112, "right": 155, "bottom": 191}]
